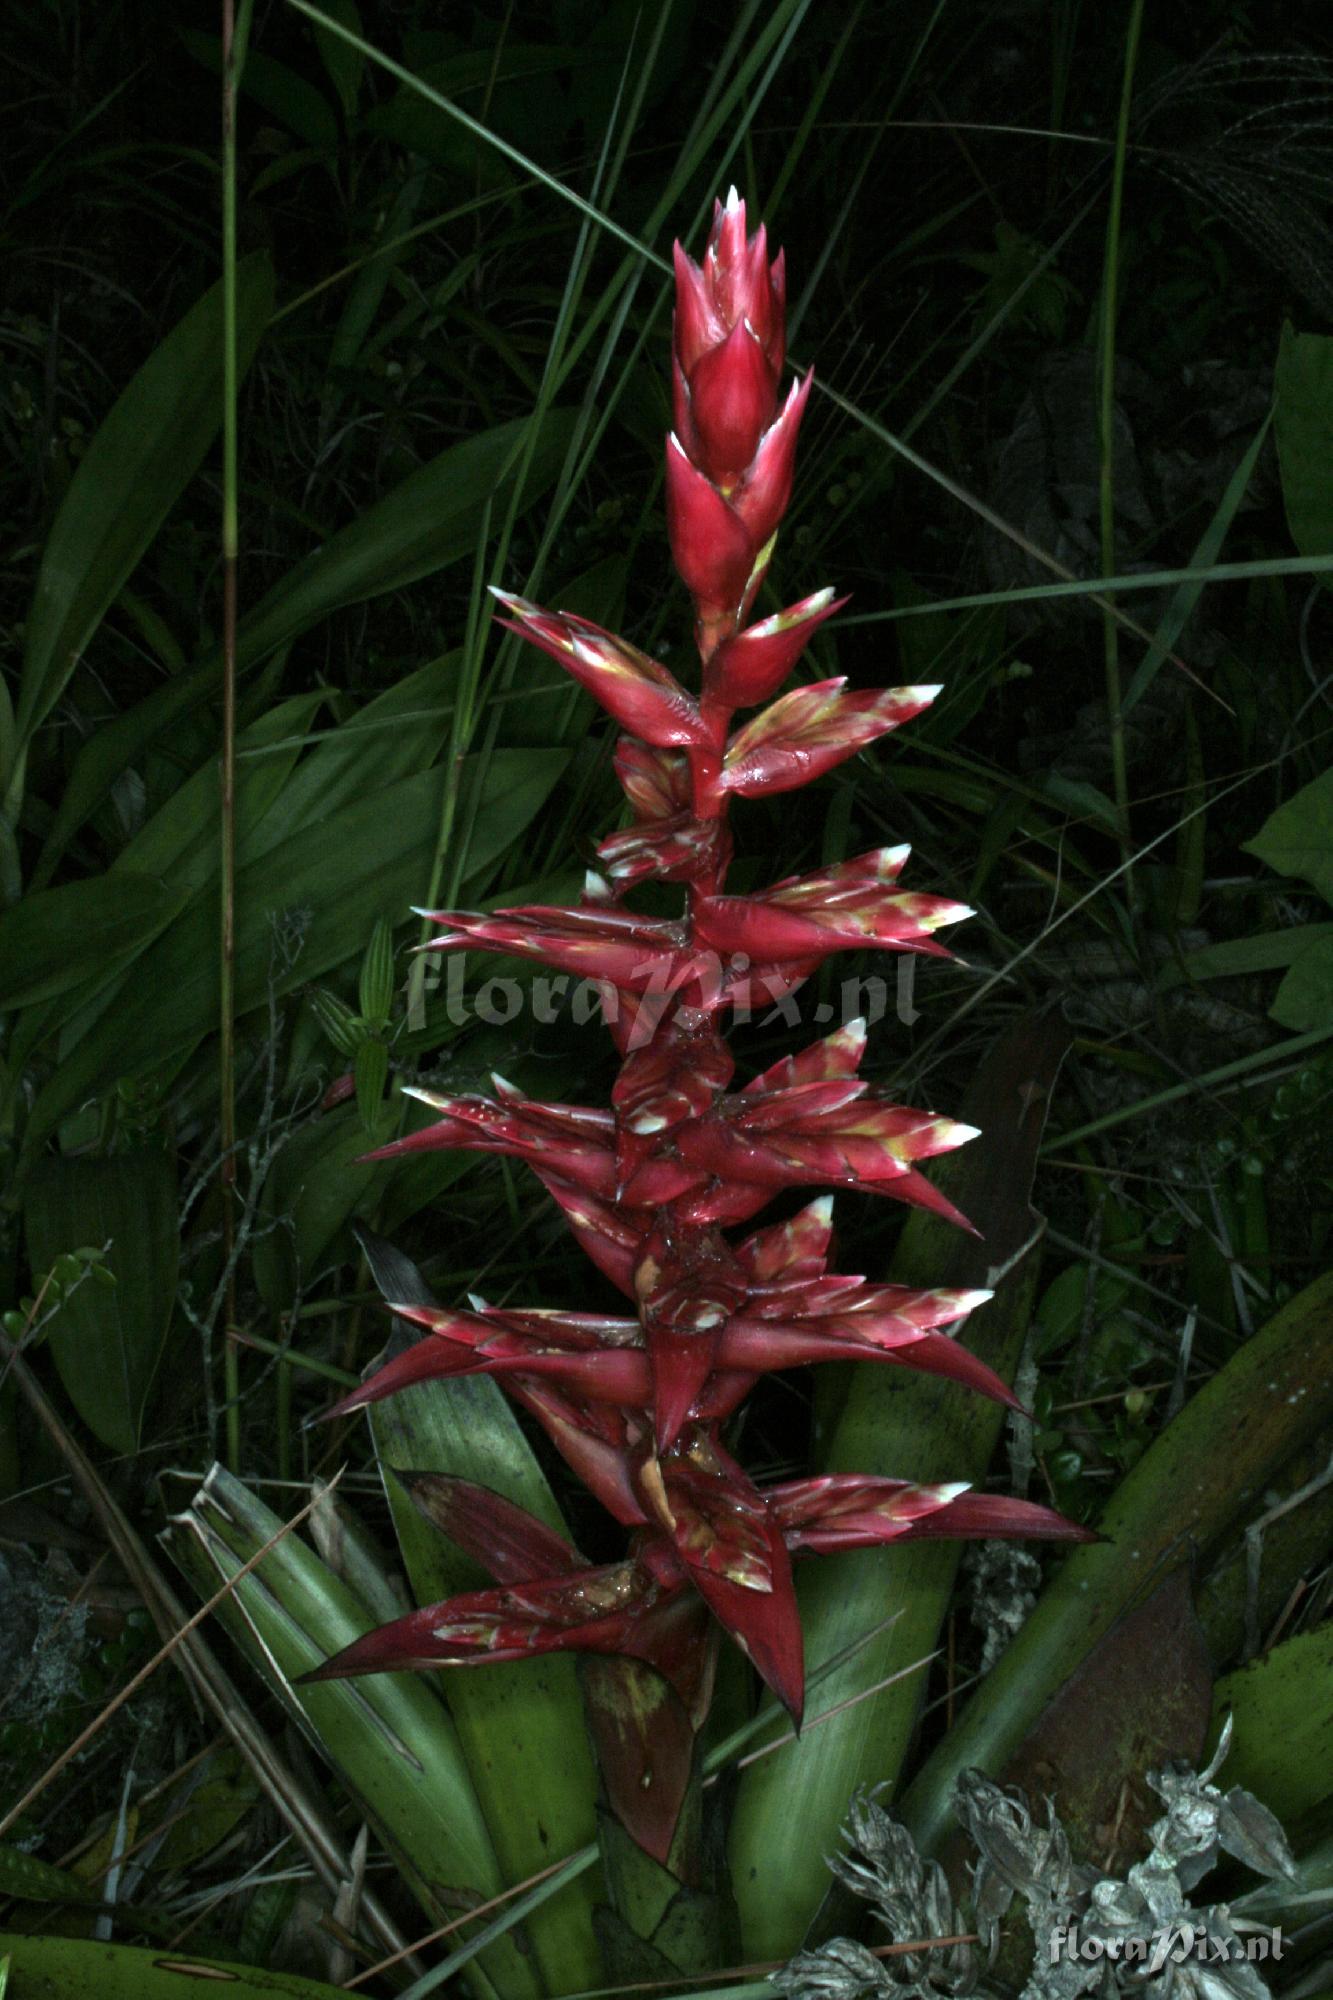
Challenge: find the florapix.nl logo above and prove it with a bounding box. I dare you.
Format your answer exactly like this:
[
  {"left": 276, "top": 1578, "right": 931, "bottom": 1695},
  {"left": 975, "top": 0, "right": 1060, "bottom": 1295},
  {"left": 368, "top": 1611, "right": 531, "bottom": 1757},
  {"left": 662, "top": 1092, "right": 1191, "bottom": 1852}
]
[{"left": 1049, "top": 1921, "right": 1283, "bottom": 1975}]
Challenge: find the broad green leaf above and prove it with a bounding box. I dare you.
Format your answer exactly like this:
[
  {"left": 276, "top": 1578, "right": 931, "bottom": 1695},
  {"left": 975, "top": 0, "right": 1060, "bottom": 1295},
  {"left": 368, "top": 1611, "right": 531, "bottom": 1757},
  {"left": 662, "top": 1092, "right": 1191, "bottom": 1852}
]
[
  {"left": 0, "top": 1844, "right": 97, "bottom": 1906},
  {"left": 153, "top": 1748, "right": 259, "bottom": 1871},
  {"left": 231, "top": 411, "right": 576, "bottom": 672},
  {"left": 29, "top": 412, "right": 572, "bottom": 882},
  {"left": 1033, "top": 1259, "right": 1132, "bottom": 1358},
  {"left": 310, "top": 0, "right": 365, "bottom": 115},
  {"left": 1244, "top": 769, "right": 1333, "bottom": 906},
  {"left": 729, "top": 1014, "right": 1070, "bottom": 1958},
  {"left": 1271, "top": 933, "right": 1333, "bottom": 1030},
  {"left": 242, "top": 653, "right": 462, "bottom": 857},
  {"left": 1042, "top": 772, "right": 1122, "bottom": 832},
  {"left": 23, "top": 749, "right": 566, "bottom": 1153},
  {"left": 0, "top": 1931, "right": 386, "bottom": 1998},
  {"left": 164, "top": 1468, "right": 535, "bottom": 2000},
  {"left": 0, "top": 874, "right": 187, "bottom": 1013},
  {"left": 23, "top": 1151, "right": 179, "bottom": 1454},
  {"left": 250, "top": 1103, "right": 471, "bottom": 1310},
  {"left": 1161, "top": 923, "right": 1333, "bottom": 988},
  {"left": 1275, "top": 323, "right": 1333, "bottom": 559},
  {"left": 8, "top": 694, "right": 326, "bottom": 1068},
  {"left": 1210, "top": 1625, "right": 1333, "bottom": 1834},
  {"left": 898, "top": 1269, "right": 1333, "bottom": 1856},
  {"left": 356, "top": 1231, "right": 604, "bottom": 1993},
  {"left": 114, "top": 690, "right": 327, "bottom": 890},
  {"left": 31, "top": 663, "right": 221, "bottom": 890},
  {"left": 179, "top": 31, "right": 340, "bottom": 150},
  {"left": 11, "top": 254, "right": 274, "bottom": 779}
]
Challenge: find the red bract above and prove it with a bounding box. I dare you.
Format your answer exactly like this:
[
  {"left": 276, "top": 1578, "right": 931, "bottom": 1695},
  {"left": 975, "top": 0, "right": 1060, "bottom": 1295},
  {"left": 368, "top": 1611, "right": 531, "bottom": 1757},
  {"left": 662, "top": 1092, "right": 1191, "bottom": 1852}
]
[
  {"left": 313, "top": 191, "right": 1090, "bottom": 1861},
  {"left": 305, "top": 1465, "right": 1089, "bottom": 1730}
]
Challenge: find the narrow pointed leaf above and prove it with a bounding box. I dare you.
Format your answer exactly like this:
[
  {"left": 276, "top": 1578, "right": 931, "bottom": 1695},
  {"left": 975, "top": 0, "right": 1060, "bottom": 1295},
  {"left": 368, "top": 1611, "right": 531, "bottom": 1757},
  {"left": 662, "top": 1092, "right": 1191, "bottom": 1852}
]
[
  {"left": 12, "top": 253, "right": 274, "bottom": 767},
  {"left": 356, "top": 1233, "right": 605, "bottom": 1993},
  {"left": 162, "top": 1466, "right": 536, "bottom": 2000},
  {"left": 728, "top": 1012, "right": 1070, "bottom": 1956}
]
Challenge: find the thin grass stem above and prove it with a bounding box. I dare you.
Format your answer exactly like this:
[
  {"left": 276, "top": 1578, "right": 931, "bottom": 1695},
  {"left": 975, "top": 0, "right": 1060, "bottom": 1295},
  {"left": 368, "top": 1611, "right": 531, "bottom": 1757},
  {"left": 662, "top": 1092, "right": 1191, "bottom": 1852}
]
[
  {"left": 219, "top": 0, "right": 255, "bottom": 1473},
  {"left": 1098, "top": 0, "right": 1146, "bottom": 883}
]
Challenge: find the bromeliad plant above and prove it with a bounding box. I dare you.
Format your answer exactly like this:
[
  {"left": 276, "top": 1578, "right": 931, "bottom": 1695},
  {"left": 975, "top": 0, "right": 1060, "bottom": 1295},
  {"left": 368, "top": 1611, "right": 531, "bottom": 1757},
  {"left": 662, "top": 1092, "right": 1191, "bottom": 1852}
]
[{"left": 309, "top": 191, "right": 1088, "bottom": 1871}]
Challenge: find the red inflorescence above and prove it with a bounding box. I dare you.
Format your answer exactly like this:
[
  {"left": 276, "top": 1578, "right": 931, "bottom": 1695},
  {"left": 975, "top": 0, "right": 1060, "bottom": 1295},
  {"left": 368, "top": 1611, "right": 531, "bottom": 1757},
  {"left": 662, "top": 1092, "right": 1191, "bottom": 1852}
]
[{"left": 310, "top": 190, "right": 1088, "bottom": 1798}]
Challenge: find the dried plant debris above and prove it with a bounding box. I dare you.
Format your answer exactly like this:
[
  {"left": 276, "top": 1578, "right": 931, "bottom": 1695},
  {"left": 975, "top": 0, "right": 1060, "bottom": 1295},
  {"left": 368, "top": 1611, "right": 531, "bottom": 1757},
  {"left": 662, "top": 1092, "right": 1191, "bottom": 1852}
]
[
  {"left": 774, "top": 1789, "right": 978, "bottom": 2000},
  {"left": 773, "top": 1722, "right": 1295, "bottom": 2000},
  {"left": 962, "top": 1542, "right": 1044, "bottom": 1676}
]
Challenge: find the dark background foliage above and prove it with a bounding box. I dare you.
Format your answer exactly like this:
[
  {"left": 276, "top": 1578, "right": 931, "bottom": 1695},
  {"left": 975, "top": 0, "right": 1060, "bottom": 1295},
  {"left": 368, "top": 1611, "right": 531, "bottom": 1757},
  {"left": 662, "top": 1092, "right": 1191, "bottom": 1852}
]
[{"left": 0, "top": 0, "right": 1330, "bottom": 1980}]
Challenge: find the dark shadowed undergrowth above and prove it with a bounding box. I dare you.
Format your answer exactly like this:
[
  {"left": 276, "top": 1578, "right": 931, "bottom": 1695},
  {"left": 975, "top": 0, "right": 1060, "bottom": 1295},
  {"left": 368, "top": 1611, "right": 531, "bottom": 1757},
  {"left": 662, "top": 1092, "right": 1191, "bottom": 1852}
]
[{"left": 0, "top": 2, "right": 1329, "bottom": 1995}]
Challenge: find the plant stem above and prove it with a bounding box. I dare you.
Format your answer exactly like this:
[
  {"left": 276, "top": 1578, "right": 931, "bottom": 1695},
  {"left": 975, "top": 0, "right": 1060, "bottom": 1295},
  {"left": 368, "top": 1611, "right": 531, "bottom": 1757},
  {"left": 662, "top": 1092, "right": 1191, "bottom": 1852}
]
[
  {"left": 1098, "top": 0, "right": 1146, "bottom": 889},
  {"left": 219, "top": 0, "right": 253, "bottom": 1471}
]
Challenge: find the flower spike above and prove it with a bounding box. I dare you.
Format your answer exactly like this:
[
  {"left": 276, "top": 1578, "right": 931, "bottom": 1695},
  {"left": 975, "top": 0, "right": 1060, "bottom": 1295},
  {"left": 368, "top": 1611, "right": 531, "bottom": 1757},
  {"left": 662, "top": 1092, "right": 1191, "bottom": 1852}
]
[{"left": 307, "top": 191, "right": 1088, "bottom": 1868}]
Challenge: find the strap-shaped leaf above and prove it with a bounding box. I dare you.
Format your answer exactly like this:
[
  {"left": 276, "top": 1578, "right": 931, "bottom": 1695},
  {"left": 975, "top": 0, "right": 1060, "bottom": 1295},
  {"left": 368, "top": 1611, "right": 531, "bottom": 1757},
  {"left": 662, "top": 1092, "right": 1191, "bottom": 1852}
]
[{"left": 10, "top": 254, "right": 274, "bottom": 790}]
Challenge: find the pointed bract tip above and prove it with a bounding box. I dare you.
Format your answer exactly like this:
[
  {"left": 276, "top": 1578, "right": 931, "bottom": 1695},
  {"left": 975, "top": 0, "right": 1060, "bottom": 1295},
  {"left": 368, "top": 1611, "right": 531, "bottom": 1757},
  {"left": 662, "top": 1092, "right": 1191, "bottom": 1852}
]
[
  {"left": 725, "top": 184, "right": 741, "bottom": 211},
  {"left": 466, "top": 1292, "right": 488, "bottom": 1311},
  {"left": 809, "top": 1194, "right": 835, "bottom": 1224}
]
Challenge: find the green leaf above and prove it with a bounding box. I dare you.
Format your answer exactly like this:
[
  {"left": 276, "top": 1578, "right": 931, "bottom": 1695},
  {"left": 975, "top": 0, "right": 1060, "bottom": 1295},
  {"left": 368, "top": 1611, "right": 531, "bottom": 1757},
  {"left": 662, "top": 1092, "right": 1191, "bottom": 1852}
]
[
  {"left": 11, "top": 254, "right": 274, "bottom": 785},
  {"left": 0, "top": 1844, "right": 98, "bottom": 1906},
  {"left": 23, "top": 749, "right": 566, "bottom": 1154},
  {"left": 309, "top": 0, "right": 365, "bottom": 115},
  {"left": 1271, "top": 933, "right": 1333, "bottom": 1030},
  {"left": 898, "top": 1269, "right": 1333, "bottom": 1857},
  {"left": 8, "top": 696, "right": 323, "bottom": 1073},
  {"left": 154, "top": 1749, "right": 260, "bottom": 1870},
  {"left": 1275, "top": 322, "right": 1333, "bottom": 559},
  {"left": 1244, "top": 769, "right": 1333, "bottom": 905},
  {"left": 241, "top": 653, "right": 462, "bottom": 859},
  {"left": 728, "top": 1014, "right": 1070, "bottom": 1959},
  {"left": 251, "top": 1102, "right": 387, "bottom": 1310},
  {"left": 179, "top": 31, "right": 340, "bottom": 150},
  {"left": 164, "top": 1467, "right": 536, "bottom": 2000},
  {"left": 356, "top": 1230, "right": 604, "bottom": 1993},
  {"left": 1123, "top": 412, "right": 1272, "bottom": 715},
  {"left": 22, "top": 1151, "right": 179, "bottom": 1454},
  {"left": 31, "top": 664, "right": 222, "bottom": 890},
  {"left": 359, "top": 919, "right": 395, "bottom": 1026},
  {"left": 28, "top": 409, "right": 571, "bottom": 880},
  {"left": 1041, "top": 772, "right": 1122, "bottom": 832},
  {"left": 0, "top": 874, "right": 188, "bottom": 1013},
  {"left": 1210, "top": 1625, "right": 1333, "bottom": 1838},
  {"left": 354, "top": 1036, "right": 389, "bottom": 1131},
  {"left": 1161, "top": 924, "right": 1333, "bottom": 987},
  {"left": 325, "top": 171, "right": 424, "bottom": 414},
  {"left": 0, "top": 1932, "right": 381, "bottom": 1998},
  {"left": 231, "top": 411, "right": 576, "bottom": 673},
  {"left": 115, "top": 691, "right": 328, "bottom": 892}
]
